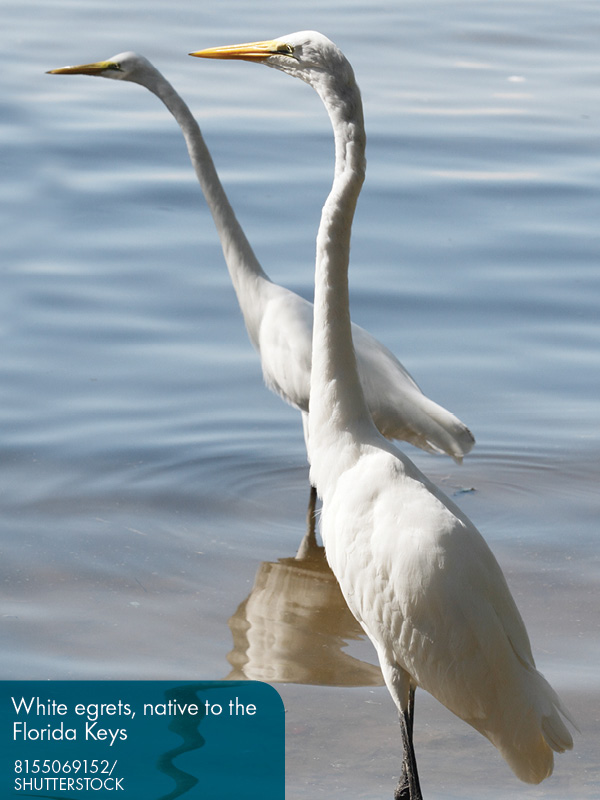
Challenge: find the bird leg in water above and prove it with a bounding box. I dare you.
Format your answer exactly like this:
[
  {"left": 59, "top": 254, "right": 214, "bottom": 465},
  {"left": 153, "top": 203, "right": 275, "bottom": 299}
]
[
  {"left": 295, "top": 485, "right": 319, "bottom": 559},
  {"left": 394, "top": 688, "right": 423, "bottom": 800},
  {"left": 306, "top": 483, "right": 317, "bottom": 535}
]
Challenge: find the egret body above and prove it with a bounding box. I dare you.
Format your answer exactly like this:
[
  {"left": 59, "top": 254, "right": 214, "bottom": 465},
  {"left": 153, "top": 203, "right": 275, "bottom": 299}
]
[
  {"left": 191, "top": 32, "right": 574, "bottom": 798},
  {"left": 48, "top": 52, "right": 474, "bottom": 522}
]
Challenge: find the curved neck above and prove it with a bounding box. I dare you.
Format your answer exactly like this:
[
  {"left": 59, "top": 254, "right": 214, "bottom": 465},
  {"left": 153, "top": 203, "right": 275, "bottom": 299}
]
[
  {"left": 308, "top": 74, "right": 374, "bottom": 458},
  {"left": 146, "top": 73, "right": 271, "bottom": 340}
]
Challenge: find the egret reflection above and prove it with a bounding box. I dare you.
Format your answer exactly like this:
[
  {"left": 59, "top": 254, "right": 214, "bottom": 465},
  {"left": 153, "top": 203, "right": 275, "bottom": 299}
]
[{"left": 226, "top": 532, "right": 382, "bottom": 687}]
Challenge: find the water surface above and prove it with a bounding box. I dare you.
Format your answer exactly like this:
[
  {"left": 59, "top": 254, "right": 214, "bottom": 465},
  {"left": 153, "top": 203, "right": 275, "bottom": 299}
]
[{"left": 1, "top": 1, "right": 598, "bottom": 797}]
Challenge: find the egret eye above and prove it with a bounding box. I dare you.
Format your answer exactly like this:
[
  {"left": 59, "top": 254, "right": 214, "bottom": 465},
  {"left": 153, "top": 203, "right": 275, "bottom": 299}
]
[
  {"left": 276, "top": 43, "right": 294, "bottom": 57},
  {"left": 107, "top": 62, "right": 122, "bottom": 71}
]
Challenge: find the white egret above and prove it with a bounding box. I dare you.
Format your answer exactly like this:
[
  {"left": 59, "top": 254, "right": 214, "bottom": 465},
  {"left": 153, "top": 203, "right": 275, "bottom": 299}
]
[
  {"left": 48, "top": 52, "right": 474, "bottom": 522},
  {"left": 191, "top": 32, "right": 574, "bottom": 798}
]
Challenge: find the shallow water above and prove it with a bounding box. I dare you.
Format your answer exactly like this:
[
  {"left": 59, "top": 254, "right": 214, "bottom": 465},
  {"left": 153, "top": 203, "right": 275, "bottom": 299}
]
[{"left": 2, "top": 0, "right": 599, "bottom": 797}]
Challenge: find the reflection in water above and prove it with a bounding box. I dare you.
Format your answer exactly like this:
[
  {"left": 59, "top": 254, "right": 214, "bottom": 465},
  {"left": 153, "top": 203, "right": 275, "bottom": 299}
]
[{"left": 226, "top": 525, "right": 383, "bottom": 687}]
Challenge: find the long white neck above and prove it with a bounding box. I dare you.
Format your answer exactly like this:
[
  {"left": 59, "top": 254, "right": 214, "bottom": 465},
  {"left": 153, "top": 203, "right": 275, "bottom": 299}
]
[
  {"left": 308, "top": 71, "right": 379, "bottom": 489},
  {"left": 146, "top": 72, "right": 271, "bottom": 344}
]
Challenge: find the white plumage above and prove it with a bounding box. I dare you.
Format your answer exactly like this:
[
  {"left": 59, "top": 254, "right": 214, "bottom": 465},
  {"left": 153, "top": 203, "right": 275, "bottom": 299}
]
[
  {"left": 193, "top": 31, "right": 574, "bottom": 798},
  {"left": 48, "top": 51, "right": 474, "bottom": 508}
]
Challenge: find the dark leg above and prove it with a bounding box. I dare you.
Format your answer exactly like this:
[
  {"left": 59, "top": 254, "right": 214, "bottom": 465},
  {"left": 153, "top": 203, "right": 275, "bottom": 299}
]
[
  {"left": 295, "top": 484, "right": 319, "bottom": 559},
  {"left": 306, "top": 483, "right": 317, "bottom": 535},
  {"left": 394, "top": 688, "right": 422, "bottom": 800},
  {"left": 406, "top": 684, "right": 415, "bottom": 738}
]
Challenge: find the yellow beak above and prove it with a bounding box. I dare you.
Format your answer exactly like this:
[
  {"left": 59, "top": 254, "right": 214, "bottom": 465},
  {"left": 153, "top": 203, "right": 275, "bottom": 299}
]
[
  {"left": 189, "top": 39, "right": 280, "bottom": 62},
  {"left": 47, "top": 60, "right": 116, "bottom": 76}
]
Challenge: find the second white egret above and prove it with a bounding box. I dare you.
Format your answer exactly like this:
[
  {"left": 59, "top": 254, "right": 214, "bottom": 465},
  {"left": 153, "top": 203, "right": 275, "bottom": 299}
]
[{"left": 48, "top": 51, "right": 474, "bottom": 524}]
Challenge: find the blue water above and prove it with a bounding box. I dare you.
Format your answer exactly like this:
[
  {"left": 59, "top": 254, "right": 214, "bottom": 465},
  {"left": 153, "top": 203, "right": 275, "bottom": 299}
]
[{"left": 1, "top": 1, "right": 598, "bottom": 797}]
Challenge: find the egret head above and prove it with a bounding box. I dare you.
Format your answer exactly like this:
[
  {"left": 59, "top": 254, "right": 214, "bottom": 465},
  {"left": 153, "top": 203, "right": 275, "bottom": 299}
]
[
  {"left": 190, "top": 31, "right": 356, "bottom": 93},
  {"left": 47, "top": 52, "right": 156, "bottom": 86}
]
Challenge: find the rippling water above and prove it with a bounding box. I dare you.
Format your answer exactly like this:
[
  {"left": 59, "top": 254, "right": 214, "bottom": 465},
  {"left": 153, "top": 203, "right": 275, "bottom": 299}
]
[{"left": 2, "top": 0, "right": 599, "bottom": 797}]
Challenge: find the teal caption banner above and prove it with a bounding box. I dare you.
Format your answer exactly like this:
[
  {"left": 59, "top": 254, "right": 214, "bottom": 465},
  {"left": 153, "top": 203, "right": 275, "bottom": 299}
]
[{"left": 1, "top": 680, "right": 284, "bottom": 799}]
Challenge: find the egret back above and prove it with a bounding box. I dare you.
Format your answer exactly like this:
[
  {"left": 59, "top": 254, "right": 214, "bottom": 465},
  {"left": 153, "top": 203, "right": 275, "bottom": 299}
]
[{"left": 319, "top": 445, "right": 573, "bottom": 784}]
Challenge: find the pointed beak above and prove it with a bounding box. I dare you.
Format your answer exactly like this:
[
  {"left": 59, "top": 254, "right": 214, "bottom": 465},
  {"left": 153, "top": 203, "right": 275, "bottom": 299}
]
[
  {"left": 189, "top": 39, "right": 280, "bottom": 62},
  {"left": 47, "top": 60, "right": 116, "bottom": 76}
]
